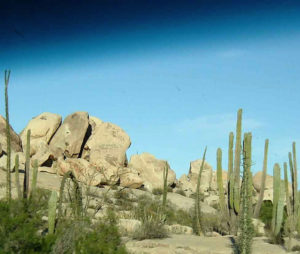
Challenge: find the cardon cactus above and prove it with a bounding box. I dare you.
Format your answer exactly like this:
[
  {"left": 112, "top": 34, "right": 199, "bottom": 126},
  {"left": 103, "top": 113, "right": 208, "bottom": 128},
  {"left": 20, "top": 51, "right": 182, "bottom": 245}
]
[
  {"left": 272, "top": 163, "right": 285, "bottom": 238},
  {"left": 5, "top": 70, "right": 11, "bottom": 201},
  {"left": 23, "top": 129, "right": 31, "bottom": 199},
  {"left": 48, "top": 191, "right": 58, "bottom": 234},
  {"left": 30, "top": 159, "right": 39, "bottom": 198},
  {"left": 14, "top": 154, "right": 22, "bottom": 199},
  {"left": 162, "top": 161, "right": 169, "bottom": 210},
  {"left": 238, "top": 132, "right": 254, "bottom": 254},
  {"left": 217, "top": 148, "right": 227, "bottom": 217},
  {"left": 253, "top": 139, "right": 269, "bottom": 218},
  {"left": 195, "top": 147, "right": 207, "bottom": 236}
]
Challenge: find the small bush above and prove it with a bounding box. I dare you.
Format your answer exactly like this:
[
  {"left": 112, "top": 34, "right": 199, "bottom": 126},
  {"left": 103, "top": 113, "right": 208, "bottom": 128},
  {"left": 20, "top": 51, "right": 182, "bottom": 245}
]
[
  {"left": 113, "top": 190, "right": 134, "bottom": 211},
  {"left": 189, "top": 192, "right": 204, "bottom": 202},
  {"left": 152, "top": 188, "right": 163, "bottom": 195},
  {"left": 175, "top": 189, "right": 186, "bottom": 196},
  {"left": 291, "top": 245, "right": 300, "bottom": 251}
]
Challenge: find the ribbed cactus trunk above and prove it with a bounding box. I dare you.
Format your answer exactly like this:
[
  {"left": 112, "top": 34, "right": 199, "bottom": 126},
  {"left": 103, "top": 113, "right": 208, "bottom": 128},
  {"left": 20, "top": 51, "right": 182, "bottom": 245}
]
[
  {"left": 272, "top": 163, "right": 285, "bottom": 238},
  {"left": 284, "top": 162, "right": 292, "bottom": 251},
  {"left": 162, "top": 162, "right": 169, "bottom": 210},
  {"left": 238, "top": 132, "right": 254, "bottom": 254},
  {"left": 14, "top": 154, "right": 22, "bottom": 199},
  {"left": 30, "top": 159, "right": 39, "bottom": 198},
  {"left": 233, "top": 109, "right": 242, "bottom": 214},
  {"left": 292, "top": 142, "right": 299, "bottom": 230},
  {"left": 253, "top": 139, "right": 269, "bottom": 218},
  {"left": 195, "top": 147, "right": 207, "bottom": 236},
  {"left": 5, "top": 70, "right": 11, "bottom": 202},
  {"left": 217, "top": 148, "right": 227, "bottom": 217},
  {"left": 48, "top": 191, "right": 58, "bottom": 234},
  {"left": 23, "top": 129, "right": 31, "bottom": 199}
]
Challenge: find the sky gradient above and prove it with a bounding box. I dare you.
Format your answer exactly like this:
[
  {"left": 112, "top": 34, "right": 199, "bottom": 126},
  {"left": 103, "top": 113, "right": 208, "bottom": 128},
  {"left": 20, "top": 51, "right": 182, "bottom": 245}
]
[{"left": 1, "top": 0, "right": 300, "bottom": 180}]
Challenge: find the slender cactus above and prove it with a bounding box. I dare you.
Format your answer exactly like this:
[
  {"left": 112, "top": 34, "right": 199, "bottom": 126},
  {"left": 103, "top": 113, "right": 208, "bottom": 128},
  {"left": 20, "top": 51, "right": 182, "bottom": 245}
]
[
  {"left": 292, "top": 142, "right": 298, "bottom": 227},
  {"left": 253, "top": 139, "right": 269, "bottom": 218},
  {"left": 162, "top": 161, "right": 169, "bottom": 210},
  {"left": 284, "top": 162, "right": 293, "bottom": 250},
  {"left": 58, "top": 171, "right": 83, "bottom": 221},
  {"left": 5, "top": 70, "right": 11, "bottom": 202},
  {"left": 48, "top": 191, "right": 58, "bottom": 234},
  {"left": 195, "top": 147, "right": 207, "bottom": 236},
  {"left": 238, "top": 132, "right": 254, "bottom": 254},
  {"left": 30, "top": 159, "right": 39, "bottom": 198},
  {"left": 23, "top": 129, "right": 31, "bottom": 199},
  {"left": 14, "top": 154, "right": 22, "bottom": 199},
  {"left": 271, "top": 163, "right": 285, "bottom": 239},
  {"left": 228, "top": 132, "right": 234, "bottom": 210},
  {"left": 217, "top": 148, "right": 227, "bottom": 217},
  {"left": 233, "top": 109, "right": 242, "bottom": 214}
]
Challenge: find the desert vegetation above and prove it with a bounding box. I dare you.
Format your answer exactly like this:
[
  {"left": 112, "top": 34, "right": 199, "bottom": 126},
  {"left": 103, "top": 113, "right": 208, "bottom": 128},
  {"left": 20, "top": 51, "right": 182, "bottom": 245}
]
[{"left": 1, "top": 70, "right": 300, "bottom": 253}]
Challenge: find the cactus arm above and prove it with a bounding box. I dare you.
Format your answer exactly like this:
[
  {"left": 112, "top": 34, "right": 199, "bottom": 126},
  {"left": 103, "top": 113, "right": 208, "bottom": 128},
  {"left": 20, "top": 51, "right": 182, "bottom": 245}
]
[
  {"left": 30, "top": 159, "right": 39, "bottom": 198},
  {"left": 292, "top": 142, "right": 298, "bottom": 222},
  {"left": 233, "top": 109, "right": 242, "bottom": 213},
  {"left": 272, "top": 163, "right": 281, "bottom": 234},
  {"left": 284, "top": 162, "right": 293, "bottom": 233},
  {"left": 162, "top": 161, "right": 169, "bottom": 210},
  {"left": 14, "top": 154, "right": 22, "bottom": 199},
  {"left": 253, "top": 139, "right": 269, "bottom": 218},
  {"left": 275, "top": 181, "right": 285, "bottom": 236},
  {"left": 228, "top": 132, "right": 234, "bottom": 209},
  {"left": 48, "top": 191, "right": 58, "bottom": 234},
  {"left": 217, "top": 148, "right": 227, "bottom": 216},
  {"left": 5, "top": 70, "right": 11, "bottom": 202},
  {"left": 23, "top": 129, "right": 31, "bottom": 199},
  {"left": 195, "top": 147, "right": 207, "bottom": 236}
]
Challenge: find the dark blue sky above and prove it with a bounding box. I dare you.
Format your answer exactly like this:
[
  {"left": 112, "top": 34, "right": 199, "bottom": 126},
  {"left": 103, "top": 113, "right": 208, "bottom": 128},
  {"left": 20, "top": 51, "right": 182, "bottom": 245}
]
[{"left": 1, "top": 0, "right": 300, "bottom": 178}]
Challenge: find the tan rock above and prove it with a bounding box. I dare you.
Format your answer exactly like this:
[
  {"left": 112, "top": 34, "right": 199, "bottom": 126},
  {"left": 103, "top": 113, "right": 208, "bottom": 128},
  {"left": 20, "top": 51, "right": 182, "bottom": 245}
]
[
  {"left": 56, "top": 158, "right": 103, "bottom": 186},
  {"left": 164, "top": 224, "right": 193, "bottom": 235},
  {"left": 82, "top": 116, "right": 131, "bottom": 167},
  {"left": 0, "top": 152, "right": 25, "bottom": 170},
  {"left": 49, "top": 112, "right": 89, "bottom": 158},
  {"left": 119, "top": 167, "right": 143, "bottom": 189},
  {"left": 0, "top": 115, "right": 22, "bottom": 153},
  {"left": 20, "top": 112, "right": 62, "bottom": 155},
  {"left": 31, "top": 141, "right": 55, "bottom": 167},
  {"left": 128, "top": 153, "right": 176, "bottom": 191}
]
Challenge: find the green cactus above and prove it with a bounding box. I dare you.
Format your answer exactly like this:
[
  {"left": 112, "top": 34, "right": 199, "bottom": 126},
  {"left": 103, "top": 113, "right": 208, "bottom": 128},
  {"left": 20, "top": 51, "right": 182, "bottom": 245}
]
[
  {"left": 5, "top": 70, "right": 11, "bottom": 202},
  {"left": 228, "top": 132, "right": 234, "bottom": 210},
  {"left": 162, "top": 161, "right": 169, "bottom": 210},
  {"left": 271, "top": 163, "right": 285, "bottom": 238},
  {"left": 253, "top": 139, "right": 269, "bottom": 218},
  {"left": 292, "top": 142, "right": 298, "bottom": 227},
  {"left": 238, "top": 132, "right": 254, "bottom": 254},
  {"left": 30, "top": 159, "right": 39, "bottom": 198},
  {"left": 58, "top": 171, "right": 83, "bottom": 221},
  {"left": 217, "top": 148, "right": 227, "bottom": 217},
  {"left": 23, "top": 129, "right": 31, "bottom": 199},
  {"left": 48, "top": 190, "right": 58, "bottom": 234},
  {"left": 14, "top": 154, "right": 22, "bottom": 199},
  {"left": 195, "top": 147, "right": 207, "bottom": 236},
  {"left": 284, "top": 162, "right": 293, "bottom": 250},
  {"left": 233, "top": 108, "right": 242, "bottom": 214}
]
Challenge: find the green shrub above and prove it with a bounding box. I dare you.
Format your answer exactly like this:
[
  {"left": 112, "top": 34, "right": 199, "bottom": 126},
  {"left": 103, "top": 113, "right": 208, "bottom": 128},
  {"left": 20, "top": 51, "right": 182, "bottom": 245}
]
[
  {"left": 259, "top": 200, "right": 273, "bottom": 229},
  {"left": 189, "top": 192, "right": 204, "bottom": 201},
  {"left": 152, "top": 188, "right": 163, "bottom": 195},
  {"left": 175, "top": 189, "right": 186, "bottom": 196},
  {"left": 113, "top": 190, "right": 134, "bottom": 211}
]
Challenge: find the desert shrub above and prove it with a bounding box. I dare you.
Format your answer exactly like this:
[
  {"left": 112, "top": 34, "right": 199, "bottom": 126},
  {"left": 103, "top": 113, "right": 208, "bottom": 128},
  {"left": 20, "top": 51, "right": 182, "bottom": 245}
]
[
  {"left": 0, "top": 189, "right": 55, "bottom": 254},
  {"left": 152, "top": 188, "right": 163, "bottom": 195},
  {"left": 167, "top": 186, "right": 173, "bottom": 193},
  {"left": 113, "top": 190, "right": 134, "bottom": 211},
  {"left": 133, "top": 195, "right": 168, "bottom": 240},
  {"left": 259, "top": 200, "right": 273, "bottom": 229},
  {"left": 175, "top": 189, "right": 186, "bottom": 196},
  {"left": 291, "top": 245, "right": 300, "bottom": 251}
]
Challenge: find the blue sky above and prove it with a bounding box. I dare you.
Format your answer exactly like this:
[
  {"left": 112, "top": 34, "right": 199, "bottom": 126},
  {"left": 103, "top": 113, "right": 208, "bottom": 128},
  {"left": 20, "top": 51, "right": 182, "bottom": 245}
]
[{"left": 1, "top": 0, "right": 300, "bottom": 180}]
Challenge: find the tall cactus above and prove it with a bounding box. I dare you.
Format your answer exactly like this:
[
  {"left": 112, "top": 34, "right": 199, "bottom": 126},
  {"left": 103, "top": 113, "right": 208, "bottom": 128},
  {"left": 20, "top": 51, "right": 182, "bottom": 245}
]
[
  {"left": 30, "top": 159, "right": 39, "bottom": 198},
  {"left": 238, "top": 132, "right": 254, "bottom": 254},
  {"left": 5, "top": 70, "right": 11, "bottom": 202},
  {"left": 162, "top": 161, "right": 169, "bottom": 210},
  {"left": 14, "top": 154, "right": 22, "bottom": 199},
  {"left": 253, "top": 139, "right": 269, "bottom": 218},
  {"left": 48, "top": 191, "right": 58, "bottom": 234},
  {"left": 58, "top": 171, "right": 83, "bottom": 221},
  {"left": 292, "top": 142, "right": 298, "bottom": 229},
  {"left": 195, "top": 147, "right": 207, "bottom": 236},
  {"left": 217, "top": 148, "right": 227, "bottom": 217},
  {"left": 272, "top": 163, "right": 285, "bottom": 238},
  {"left": 228, "top": 132, "right": 234, "bottom": 210},
  {"left": 233, "top": 108, "right": 242, "bottom": 214},
  {"left": 23, "top": 129, "right": 31, "bottom": 199},
  {"left": 284, "top": 162, "right": 293, "bottom": 250}
]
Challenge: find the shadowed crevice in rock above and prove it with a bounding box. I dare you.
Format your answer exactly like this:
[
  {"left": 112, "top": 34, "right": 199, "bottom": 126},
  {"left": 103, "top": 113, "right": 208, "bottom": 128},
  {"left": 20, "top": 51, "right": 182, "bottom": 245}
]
[
  {"left": 47, "top": 121, "right": 62, "bottom": 145},
  {"left": 79, "top": 124, "right": 92, "bottom": 159}
]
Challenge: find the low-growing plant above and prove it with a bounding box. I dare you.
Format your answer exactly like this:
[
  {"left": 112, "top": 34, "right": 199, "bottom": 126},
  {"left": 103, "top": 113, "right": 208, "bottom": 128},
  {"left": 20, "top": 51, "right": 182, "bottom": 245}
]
[{"left": 152, "top": 187, "right": 163, "bottom": 195}]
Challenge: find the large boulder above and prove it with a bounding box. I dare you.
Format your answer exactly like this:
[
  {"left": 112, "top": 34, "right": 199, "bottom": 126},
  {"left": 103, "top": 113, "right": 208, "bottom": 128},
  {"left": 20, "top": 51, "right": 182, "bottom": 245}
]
[
  {"left": 20, "top": 112, "right": 62, "bottom": 156},
  {"left": 128, "top": 153, "right": 176, "bottom": 191},
  {"left": 178, "top": 159, "right": 213, "bottom": 193},
  {"left": 0, "top": 115, "right": 22, "bottom": 153},
  {"left": 49, "top": 112, "right": 89, "bottom": 158},
  {"left": 56, "top": 158, "right": 103, "bottom": 186},
  {"left": 82, "top": 116, "right": 131, "bottom": 184},
  {"left": 119, "top": 167, "right": 143, "bottom": 189}
]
